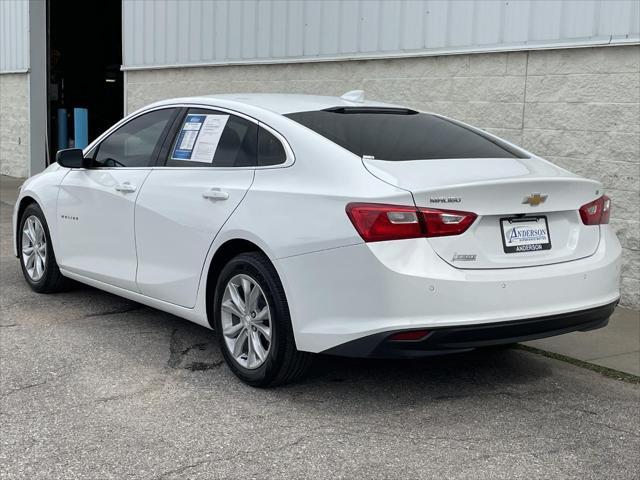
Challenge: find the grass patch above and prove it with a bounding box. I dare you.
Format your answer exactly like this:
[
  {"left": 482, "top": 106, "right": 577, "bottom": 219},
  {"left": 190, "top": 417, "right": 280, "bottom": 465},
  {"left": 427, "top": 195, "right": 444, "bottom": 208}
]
[{"left": 517, "top": 344, "right": 640, "bottom": 385}]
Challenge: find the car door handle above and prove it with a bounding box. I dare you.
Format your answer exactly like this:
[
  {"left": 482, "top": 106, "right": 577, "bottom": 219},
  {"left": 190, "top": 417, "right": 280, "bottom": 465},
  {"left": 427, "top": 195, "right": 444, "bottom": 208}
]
[
  {"left": 114, "top": 183, "right": 137, "bottom": 193},
  {"left": 202, "top": 188, "right": 229, "bottom": 201}
]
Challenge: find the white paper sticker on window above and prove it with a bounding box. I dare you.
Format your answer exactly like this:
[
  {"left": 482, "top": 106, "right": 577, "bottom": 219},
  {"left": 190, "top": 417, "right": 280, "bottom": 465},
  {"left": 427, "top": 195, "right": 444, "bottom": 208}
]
[
  {"left": 171, "top": 114, "right": 229, "bottom": 163},
  {"left": 191, "top": 115, "right": 229, "bottom": 163},
  {"left": 179, "top": 130, "right": 199, "bottom": 150}
]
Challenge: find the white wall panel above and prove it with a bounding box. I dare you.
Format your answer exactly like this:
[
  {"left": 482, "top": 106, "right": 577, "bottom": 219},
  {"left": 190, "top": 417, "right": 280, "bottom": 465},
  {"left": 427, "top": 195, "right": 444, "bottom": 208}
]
[
  {"left": 256, "top": 0, "right": 272, "bottom": 58},
  {"left": 359, "top": 0, "right": 381, "bottom": 53},
  {"left": 339, "top": 0, "right": 360, "bottom": 53},
  {"left": 303, "top": 0, "right": 321, "bottom": 56},
  {"left": 0, "top": 0, "right": 29, "bottom": 73},
  {"left": 530, "top": 1, "right": 563, "bottom": 41},
  {"left": 473, "top": 1, "right": 502, "bottom": 46},
  {"left": 503, "top": 0, "right": 531, "bottom": 44},
  {"left": 320, "top": 0, "right": 341, "bottom": 54},
  {"left": 241, "top": 0, "right": 257, "bottom": 59},
  {"left": 424, "top": 1, "right": 449, "bottom": 49},
  {"left": 121, "top": 0, "right": 640, "bottom": 70},
  {"left": 213, "top": 0, "right": 228, "bottom": 60},
  {"left": 380, "top": 0, "right": 402, "bottom": 51},
  {"left": 286, "top": 0, "right": 304, "bottom": 57},
  {"left": 401, "top": 1, "right": 425, "bottom": 50}
]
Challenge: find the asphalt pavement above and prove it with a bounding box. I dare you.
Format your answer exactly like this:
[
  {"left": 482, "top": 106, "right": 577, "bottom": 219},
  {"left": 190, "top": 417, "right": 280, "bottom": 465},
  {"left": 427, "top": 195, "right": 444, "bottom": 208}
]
[{"left": 1, "top": 190, "right": 639, "bottom": 479}]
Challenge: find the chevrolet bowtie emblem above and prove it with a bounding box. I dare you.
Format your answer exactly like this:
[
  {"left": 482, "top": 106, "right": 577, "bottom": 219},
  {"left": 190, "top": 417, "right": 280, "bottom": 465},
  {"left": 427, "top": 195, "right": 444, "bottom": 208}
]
[{"left": 522, "top": 193, "right": 548, "bottom": 206}]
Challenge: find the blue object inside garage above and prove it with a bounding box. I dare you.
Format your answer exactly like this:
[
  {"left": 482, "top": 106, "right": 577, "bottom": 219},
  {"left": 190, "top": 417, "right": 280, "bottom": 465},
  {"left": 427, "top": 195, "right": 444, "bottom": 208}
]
[{"left": 73, "top": 108, "right": 88, "bottom": 149}]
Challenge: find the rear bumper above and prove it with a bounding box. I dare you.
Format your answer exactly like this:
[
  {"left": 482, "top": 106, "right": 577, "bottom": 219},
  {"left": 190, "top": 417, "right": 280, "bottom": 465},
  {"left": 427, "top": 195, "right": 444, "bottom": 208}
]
[
  {"left": 322, "top": 301, "right": 616, "bottom": 358},
  {"left": 276, "top": 225, "right": 621, "bottom": 354}
]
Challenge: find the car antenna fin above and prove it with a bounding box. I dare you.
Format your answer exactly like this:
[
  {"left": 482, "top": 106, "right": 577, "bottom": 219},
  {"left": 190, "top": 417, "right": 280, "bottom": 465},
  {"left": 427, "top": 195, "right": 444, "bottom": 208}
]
[{"left": 340, "top": 90, "right": 365, "bottom": 103}]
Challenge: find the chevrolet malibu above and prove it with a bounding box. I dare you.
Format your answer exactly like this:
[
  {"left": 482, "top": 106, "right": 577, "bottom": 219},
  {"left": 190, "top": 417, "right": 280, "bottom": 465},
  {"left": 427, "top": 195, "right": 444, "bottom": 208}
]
[{"left": 13, "top": 92, "right": 621, "bottom": 386}]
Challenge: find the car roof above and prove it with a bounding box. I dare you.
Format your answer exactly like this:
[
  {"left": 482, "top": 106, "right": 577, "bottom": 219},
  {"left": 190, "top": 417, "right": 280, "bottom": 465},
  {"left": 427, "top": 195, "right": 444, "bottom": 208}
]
[{"left": 147, "top": 93, "right": 404, "bottom": 115}]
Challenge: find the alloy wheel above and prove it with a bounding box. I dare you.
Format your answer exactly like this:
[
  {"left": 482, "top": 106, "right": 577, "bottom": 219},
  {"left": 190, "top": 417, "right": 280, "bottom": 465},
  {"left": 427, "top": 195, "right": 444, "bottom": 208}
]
[
  {"left": 21, "top": 215, "right": 47, "bottom": 282},
  {"left": 220, "top": 274, "right": 272, "bottom": 369}
]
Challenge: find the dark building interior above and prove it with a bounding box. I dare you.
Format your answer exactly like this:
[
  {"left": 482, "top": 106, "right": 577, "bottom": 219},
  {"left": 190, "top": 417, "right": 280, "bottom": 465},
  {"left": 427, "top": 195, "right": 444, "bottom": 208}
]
[{"left": 47, "top": 0, "right": 123, "bottom": 162}]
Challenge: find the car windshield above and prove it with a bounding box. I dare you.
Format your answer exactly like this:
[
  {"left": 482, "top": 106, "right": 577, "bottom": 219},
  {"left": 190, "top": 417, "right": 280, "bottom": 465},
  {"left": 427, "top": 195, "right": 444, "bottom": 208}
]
[{"left": 285, "top": 108, "right": 525, "bottom": 160}]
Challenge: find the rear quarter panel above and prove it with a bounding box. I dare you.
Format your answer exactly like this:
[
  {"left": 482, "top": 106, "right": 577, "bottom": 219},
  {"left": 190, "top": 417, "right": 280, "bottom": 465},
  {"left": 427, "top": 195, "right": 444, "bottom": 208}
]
[
  {"left": 223, "top": 121, "right": 415, "bottom": 260},
  {"left": 209, "top": 121, "right": 416, "bottom": 344}
]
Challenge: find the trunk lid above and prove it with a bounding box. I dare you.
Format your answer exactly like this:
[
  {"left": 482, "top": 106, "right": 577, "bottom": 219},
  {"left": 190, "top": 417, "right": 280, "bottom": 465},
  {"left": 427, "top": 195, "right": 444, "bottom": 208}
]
[{"left": 363, "top": 156, "right": 603, "bottom": 269}]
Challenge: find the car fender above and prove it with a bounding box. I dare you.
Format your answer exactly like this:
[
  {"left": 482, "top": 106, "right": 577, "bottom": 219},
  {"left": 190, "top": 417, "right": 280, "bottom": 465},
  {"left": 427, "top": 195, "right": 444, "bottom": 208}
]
[{"left": 13, "top": 165, "right": 69, "bottom": 258}]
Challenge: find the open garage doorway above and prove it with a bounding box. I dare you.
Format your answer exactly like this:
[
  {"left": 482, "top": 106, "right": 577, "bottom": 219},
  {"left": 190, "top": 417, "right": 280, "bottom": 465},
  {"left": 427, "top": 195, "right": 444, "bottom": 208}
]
[{"left": 47, "top": 0, "right": 123, "bottom": 162}]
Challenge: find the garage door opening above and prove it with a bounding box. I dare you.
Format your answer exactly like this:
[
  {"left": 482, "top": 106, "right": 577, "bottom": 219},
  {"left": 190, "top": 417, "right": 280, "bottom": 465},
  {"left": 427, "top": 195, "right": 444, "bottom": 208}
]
[{"left": 47, "top": 0, "right": 123, "bottom": 162}]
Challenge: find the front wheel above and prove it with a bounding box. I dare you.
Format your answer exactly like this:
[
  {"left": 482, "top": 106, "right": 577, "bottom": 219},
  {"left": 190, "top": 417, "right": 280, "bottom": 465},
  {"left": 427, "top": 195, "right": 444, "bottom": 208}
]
[
  {"left": 18, "top": 203, "right": 70, "bottom": 293},
  {"left": 213, "top": 252, "right": 312, "bottom": 387}
]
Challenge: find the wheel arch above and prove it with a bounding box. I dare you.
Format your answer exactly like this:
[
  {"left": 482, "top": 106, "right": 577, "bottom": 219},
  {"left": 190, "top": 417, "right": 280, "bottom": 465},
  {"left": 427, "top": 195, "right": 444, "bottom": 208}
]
[
  {"left": 14, "top": 196, "right": 39, "bottom": 257},
  {"left": 205, "top": 238, "right": 271, "bottom": 328}
]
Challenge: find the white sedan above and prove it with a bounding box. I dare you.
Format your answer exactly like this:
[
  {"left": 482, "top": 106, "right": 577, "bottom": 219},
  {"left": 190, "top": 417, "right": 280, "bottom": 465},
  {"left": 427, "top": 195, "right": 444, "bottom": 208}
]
[{"left": 13, "top": 92, "right": 621, "bottom": 386}]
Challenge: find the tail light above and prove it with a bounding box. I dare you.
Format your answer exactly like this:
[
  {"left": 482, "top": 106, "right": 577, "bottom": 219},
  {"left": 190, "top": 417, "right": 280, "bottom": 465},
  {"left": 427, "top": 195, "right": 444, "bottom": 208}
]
[
  {"left": 346, "top": 203, "right": 477, "bottom": 242},
  {"left": 420, "top": 208, "right": 478, "bottom": 237},
  {"left": 579, "top": 195, "right": 611, "bottom": 225}
]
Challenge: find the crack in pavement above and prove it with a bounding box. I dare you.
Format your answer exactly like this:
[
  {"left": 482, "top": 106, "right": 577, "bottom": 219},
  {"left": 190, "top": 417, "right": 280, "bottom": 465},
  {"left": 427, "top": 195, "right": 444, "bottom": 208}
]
[
  {"left": 94, "top": 384, "right": 161, "bottom": 404},
  {"left": 1, "top": 383, "right": 162, "bottom": 415},
  {"left": 167, "top": 329, "right": 182, "bottom": 369},
  {"left": 166, "top": 329, "right": 221, "bottom": 371},
  {"left": 0, "top": 371, "right": 73, "bottom": 400},
  {"left": 83, "top": 304, "right": 144, "bottom": 318},
  {"left": 181, "top": 342, "right": 208, "bottom": 355},
  {"left": 0, "top": 380, "right": 48, "bottom": 398},
  {"left": 151, "top": 435, "right": 307, "bottom": 480},
  {"left": 184, "top": 361, "right": 224, "bottom": 371}
]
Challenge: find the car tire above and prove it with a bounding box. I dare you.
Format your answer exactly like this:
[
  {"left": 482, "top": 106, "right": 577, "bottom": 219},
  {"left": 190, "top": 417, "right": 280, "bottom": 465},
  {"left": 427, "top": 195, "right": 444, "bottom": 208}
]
[
  {"left": 213, "top": 252, "right": 313, "bottom": 387},
  {"left": 18, "top": 203, "right": 70, "bottom": 293}
]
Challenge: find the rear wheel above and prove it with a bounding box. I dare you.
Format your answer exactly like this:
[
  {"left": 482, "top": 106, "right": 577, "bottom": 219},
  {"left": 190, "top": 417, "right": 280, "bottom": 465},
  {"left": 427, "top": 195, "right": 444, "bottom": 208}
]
[
  {"left": 213, "top": 252, "right": 312, "bottom": 387},
  {"left": 18, "top": 203, "right": 69, "bottom": 293}
]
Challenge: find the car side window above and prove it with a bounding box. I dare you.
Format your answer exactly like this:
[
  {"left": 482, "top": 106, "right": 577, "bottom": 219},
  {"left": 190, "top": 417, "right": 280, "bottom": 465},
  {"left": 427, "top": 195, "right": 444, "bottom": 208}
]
[
  {"left": 258, "top": 127, "right": 287, "bottom": 166},
  {"left": 166, "top": 109, "right": 258, "bottom": 168},
  {"left": 93, "top": 108, "right": 175, "bottom": 168}
]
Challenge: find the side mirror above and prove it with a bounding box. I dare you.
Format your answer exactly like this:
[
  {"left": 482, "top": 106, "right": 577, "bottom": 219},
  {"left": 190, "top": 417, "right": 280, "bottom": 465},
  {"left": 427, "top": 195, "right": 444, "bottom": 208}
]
[{"left": 55, "top": 148, "right": 92, "bottom": 169}]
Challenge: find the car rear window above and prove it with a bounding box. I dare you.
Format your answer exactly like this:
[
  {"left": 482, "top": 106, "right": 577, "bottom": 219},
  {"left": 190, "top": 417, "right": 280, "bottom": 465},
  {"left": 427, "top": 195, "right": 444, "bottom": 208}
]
[{"left": 285, "top": 108, "right": 525, "bottom": 160}]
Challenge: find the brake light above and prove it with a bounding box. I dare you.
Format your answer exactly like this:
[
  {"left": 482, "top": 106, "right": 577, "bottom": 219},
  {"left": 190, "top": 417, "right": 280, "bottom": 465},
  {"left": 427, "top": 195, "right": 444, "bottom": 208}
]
[
  {"left": 346, "top": 203, "right": 477, "bottom": 242},
  {"left": 345, "top": 203, "right": 423, "bottom": 242},
  {"left": 579, "top": 195, "right": 611, "bottom": 225}
]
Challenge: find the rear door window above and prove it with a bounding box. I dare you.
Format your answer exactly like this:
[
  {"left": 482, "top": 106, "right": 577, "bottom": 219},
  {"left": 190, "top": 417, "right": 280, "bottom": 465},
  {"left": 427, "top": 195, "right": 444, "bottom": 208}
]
[
  {"left": 286, "top": 108, "right": 524, "bottom": 160},
  {"left": 166, "top": 108, "right": 258, "bottom": 167}
]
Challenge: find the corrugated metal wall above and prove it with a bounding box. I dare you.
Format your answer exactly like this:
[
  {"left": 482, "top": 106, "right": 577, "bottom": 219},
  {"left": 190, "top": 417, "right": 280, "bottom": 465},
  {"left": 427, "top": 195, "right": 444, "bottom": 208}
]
[
  {"left": 0, "top": 0, "right": 29, "bottom": 73},
  {"left": 122, "top": 0, "right": 640, "bottom": 70}
]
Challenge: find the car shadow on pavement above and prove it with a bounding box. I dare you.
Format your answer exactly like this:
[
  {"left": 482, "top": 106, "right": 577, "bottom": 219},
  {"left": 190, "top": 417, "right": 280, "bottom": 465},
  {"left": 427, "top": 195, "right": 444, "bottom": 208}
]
[
  {"left": 3, "top": 270, "right": 553, "bottom": 405},
  {"left": 67, "top": 283, "right": 551, "bottom": 393}
]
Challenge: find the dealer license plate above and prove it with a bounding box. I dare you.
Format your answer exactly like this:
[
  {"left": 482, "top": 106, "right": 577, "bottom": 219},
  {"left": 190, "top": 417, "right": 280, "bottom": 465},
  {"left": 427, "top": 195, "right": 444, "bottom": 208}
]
[{"left": 500, "top": 216, "right": 551, "bottom": 253}]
